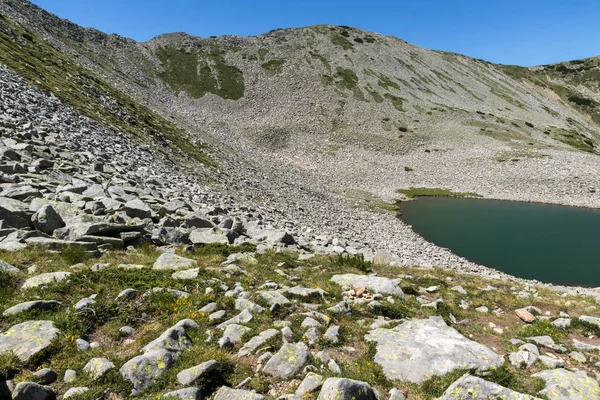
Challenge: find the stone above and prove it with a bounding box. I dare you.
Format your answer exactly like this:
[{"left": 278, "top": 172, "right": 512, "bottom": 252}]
[
  {"left": 3, "top": 300, "right": 62, "bottom": 316},
  {"left": 238, "top": 329, "right": 279, "bottom": 357},
  {"left": 0, "top": 259, "right": 20, "bottom": 273},
  {"left": 83, "top": 357, "right": 114, "bottom": 379},
  {"left": 579, "top": 315, "right": 600, "bottom": 327},
  {"left": 11, "top": 382, "right": 55, "bottom": 400},
  {"left": 317, "top": 378, "right": 377, "bottom": 400},
  {"left": 257, "top": 291, "right": 291, "bottom": 307},
  {"left": 63, "top": 369, "right": 77, "bottom": 383},
  {"left": 153, "top": 252, "right": 197, "bottom": 271},
  {"left": 263, "top": 342, "right": 309, "bottom": 379},
  {"left": 120, "top": 348, "right": 178, "bottom": 394},
  {"left": 172, "top": 268, "right": 200, "bottom": 279},
  {"left": 163, "top": 387, "right": 203, "bottom": 400},
  {"left": 389, "top": 388, "right": 406, "bottom": 400},
  {"left": 569, "top": 351, "right": 586, "bottom": 362},
  {"left": 323, "top": 325, "right": 340, "bottom": 343},
  {"left": 25, "top": 237, "right": 97, "bottom": 251},
  {"left": 33, "top": 368, "right": 57, "bottom": 385},
  {"left": 301, "top": 317, "right": 321, "bottom": 328},
  {"left": 515, "top": 308, "right": 536, "bottom": 323},
  {"left": 551, "top": 318, "right": 571, "bottom": 329},
  {"left": 509, "top": 350, "right": 539, "bottom": 369},
  {"left": 296, "top": 372, "right": 324, "bottom": 396},
  {"left": 120, "top": 326, "right": 135, "bottom": 336},
  {"left": 74, "top": 295, "right": 96, "bottom": 310},
  {"left": 21, "top": 272, "right": 71, "bottom": 290},
  {"left": 365, "top": 317, "right": 502, "bottom": 383},
  {"left": 123, "top": 199, "right": 152, "bottom": 219},
  {"left": 63, "top": 387, "right": 89, "bottom": 399},
  {"left": 32, "top": 204, "right": 64, "bottom": 234},
  {"left": 437, "top": 374, "right": 539, "bottom": 400},
  {"left": 0, "top": 320, "right": 61, "bottom": 362},
  {"left": 539, "top": 355, "right": 564, "bottom": 368},
  {"left": 217, "top": 309, "right": 253, "bottom": 329},
  {"left": 76, "top": 338, "right": 90, "bottom": 351},
  {"left": 189, "top": 228, "right": 230, "bottom": 245},
  {"left": 177, "top": 360, "right": 218, "bottom": 385},
  {"left": 142, "top": 327, "right": 193, "bottom": 353},
  {"left": 213, "top": 387, "right": 264, "bottom": 400},
  {"left": 209, "top": 310, "right": 226, "bottom": 321},
  {"left": 533, "top": 368, "right": 600, "bottom": 400},
  {"left": 327, "top": 301, "right": 352, "bottom": 315},
  {"left": 235, "top": 298, "right": 265, "bottom": 313},
  {"left": 330, "top": 274, "right": 405, "bottom": 297},
  {"left": 219, "top": 324, "right": 250, "bottom": 347}
]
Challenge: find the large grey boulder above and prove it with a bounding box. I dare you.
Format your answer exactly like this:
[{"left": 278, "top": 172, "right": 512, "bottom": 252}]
[
  {"left": 82, "top": 357, "right": 114, "bottom": 379},
  {"left": 238, "top": 329, "right": 279, "bottom": 357},
  {"left": 219, "top": 324, "right": 251, "bottom": 347},
  {"left": 63, "top": 387, "right": 89, "bottom": 399},
  {"left": 142, "top": 326, "right": 193, "bottom": 353},
  {"left": 436, "top": 374, "right": 540, "bottom": 400},
  {"left": 533, "top": 368, "right": 600, "bottom": 400},
  {"left": 11, "top": 382, "right": 55, "bottom": 400},
  {"left": 317, "top": 378, "right": 377, "bottom": 400},
  {"left": 217, "top": 309, "right": 253, "bottom": 330},
  {"left": 163, "top": 387, "right": 203, "bottom": 400},
  {"left": 3, "top": 300, "right": 62, "bottom": 316},
  {"left": 189, "top": 228, "right": 231, "bottom": 245},
  {"left": 213, "top": 386, "right": 264, "bottom": 400},
  {"left": 331, "top": 274, "right": 405, "bottom": 297},
  {"left": 0, "top": 320, "right": 61, "bottom": 362},
  {"left": 0, "top": 203, "right": 30, "bottom": 229},
  {"left": 0, "top": 260, "right": 20, "bottom": 273},
  {"left": 120, "top": 348, "right": 178, "bottom": 394},
  {"left": 152, "top": 252, "right": 197, "bottom": 271},
  {"left": 263, "top": 342, "right": 308, "bottom": 379},
  {"left": 31, "top": 204, "right": 64, "bottom": 235},
  {"left": 123, "top": 199, "right": 152, "bottom": 219},
  {"left": 579, "top": 315, "right": 600, "bottom": 327},
  {"left": 365, "top": 317, "right": 502, "bottom": 383},
  {"left": 257, "top": 291, "right": 291, "bottom": 307},
  {"left": 21, "top": 272, "right": 71, "bottom": 290},
  {"left": 296, "top": 372, "right": 324, "bottom": 396},
  {"left": 176, "top": 360, "right": 218, "bottom": 385}
]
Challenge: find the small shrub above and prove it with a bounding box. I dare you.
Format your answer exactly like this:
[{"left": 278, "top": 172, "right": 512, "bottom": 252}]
[
  {"left": 332, "top": 254, "right": 373, "bottom": 273},
  {"left": 404, "top": 166, "right": 413, "bottom": 172},
  {"left": 525, "top": 122, "right": 534, "bottom": 128},
  {"left": 399, "top": 127, "right": 408, "bottom": 132},
  {"left": 353, "top": 37, "right": 364, "bottom": 43}
]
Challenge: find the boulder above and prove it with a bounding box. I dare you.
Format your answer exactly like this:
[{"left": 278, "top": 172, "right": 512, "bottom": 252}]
[
  {"left": 176, "top": 360, "right": 218, "bottom": 385},
  {"left": 83, "top": 357, "right": 114, "bottom": 379},
  {"left": 163, "top": 387, "right": 203, "bottom": 400},
  {"left": 437, "top": 374, "right": 540, "bottom": 400},
  {"left": 238, "top": 329, "right": 279, "bottom": 357},
  {"left": 32, "top": 368, "right": 57, "bottom": 385},
  {"left": 0, "top": 260, "right": 20, "bottom": 273},
  {"left": 123, "top": 199, "right": 152, "bottom": 219},
  {"left": 263, "top": 342, "right": 309, "bottom": 379},
  {"left": 189, "top": 228, "right": 231, "bottom": 245},
  {"left": 365, "top": 317, "right": 502, "bottom": 383},
  {"left": 296, "top": 372, "right": 324, "bottom": 396},
  {"left": 533, "top": 368, "right": 600, "bottom": 400},
  {"left": 11, "top": 382, "right": 55, "bottom": 400},
  {"left": 63, "top": 387, "right": 89, "bottom": 399},
  {"left": 219, "top": 324, "right": 250, "bottom": 347},
  {"left": 120, "top": 348, "right": 178, "bottom": 394},
  {"left": 153, "top": 252, "right": 197, "bottom": 271},
  {"left": 0, "top": 320, "right": 61, "bottom": 362},
  {"left": 3, "top": 300, "right": 62, "bottom": 316},
  {"left": 213, "top": 387, "right": 264, "bottom": 400},
  {"left": 24, "top": 237, "right": 97, "bottom": 251},
  {"left": 317, "top": 378, "right": 377, "bottom": 400},
  {"left": 331, "top": 274, "right": 405, "bottom": 297},
  {"left": 21, "top": 272, "right": 71, "bottom": 290},
  {"left": 31, "top": 205, "right": 64, "bottom": 235}
]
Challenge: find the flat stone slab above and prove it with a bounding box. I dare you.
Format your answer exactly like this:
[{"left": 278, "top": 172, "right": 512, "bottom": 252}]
[
  {"left": 365, "top": 316, "right": 503, "bottom": 383},
  {"left": 25, "top": 237, "right": 97, "bottom": 251},
  {"left": 0, "top": 259, "right": 20, "bottom": 273},
  {"left": 3, "top": 300, "right": 62, "bottom": 316},
  {"left": 21, "top": 272, "right": 71, "bottom": 290},
  {"left": 213, "top": 387, "right": 264, "bottom": 400},
  {"left": 317, "top": 378, "right": 377, "bottom": 400},
  {"left": 533, "top": 368, "right": 600, "bottom": 400},
  {"left": 0, "top": 320, "right": 61, "bottom": 362},
  {"left": 330, "top": 274, "right": 405, "bottom": 297},
  {"left": 239, "top": 329, "right": 279, "bottom": 357},
  {"left": 437, "top": 374, "right": 540, "bottom": 400},
  {"left": 263, "top": 342, "right": 308, "bottom": 379},
  {"left": 120, "top": 348, "right": 178, "bottom": 394},
  {"left": 153, "top": 252, "right": 197, "bottom": 271}
]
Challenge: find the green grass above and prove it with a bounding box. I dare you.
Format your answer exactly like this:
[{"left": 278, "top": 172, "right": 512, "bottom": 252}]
[
  {"left": 331, "top": 35, "right": 354, "bottom": 50},
  {"left": 396, "top": 187, "right": 482, "bottom": 198},
  {"left": 261, "top": 59, "right": 285, "bottom": 76}
]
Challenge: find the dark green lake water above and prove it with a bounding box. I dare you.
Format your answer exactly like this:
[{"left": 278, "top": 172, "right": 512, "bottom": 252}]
[{"left": 399, "top": 197, "right": 600, "bottom": 287}]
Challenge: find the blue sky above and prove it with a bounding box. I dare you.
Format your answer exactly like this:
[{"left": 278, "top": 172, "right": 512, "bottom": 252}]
[{"left": 30, "top": 0, "right": 600, "bottom": 66}]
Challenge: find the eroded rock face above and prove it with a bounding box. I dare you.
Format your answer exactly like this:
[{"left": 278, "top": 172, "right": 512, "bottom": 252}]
[
  {"left": 437, "top": 374, "right": 540, "bottom": 400},
  {"left": 331, "top": 274, "right": 405, "bottom": 297},
  {"left": 365, "top": 317, "right": 503, "bottom": 383},
  {"left": 317, "top": 378, "right": 377, "bottom": 400},
  {"left": 533, "top": 368, "right": 600, "bottom": 400},
  {"left": 0, "top": 320, "right": 61, "bottom": 362}
]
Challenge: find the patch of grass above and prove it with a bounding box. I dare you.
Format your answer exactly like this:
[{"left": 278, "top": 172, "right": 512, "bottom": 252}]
[
  {"left": 384, "top": 93, "right": 406, "bottom": 112},
  {"left": 332, "top": 254, "right": 373, "bottom": 273},
  {"left": 396, "top": 187, "right": 482, "bottom": 198},
  {"left": 517, "top": 320, "right": 567, "bottom": 342},
  {"left": 261, "top": 59, "right": 285, "bottom": 76},
  {"left": 331, "top": 35, "right": 354, "bottom": 50}
]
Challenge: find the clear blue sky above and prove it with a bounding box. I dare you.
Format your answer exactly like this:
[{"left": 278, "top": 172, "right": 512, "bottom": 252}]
[{"left": 30, "top": 0, "right": 600, "bottom": 66}]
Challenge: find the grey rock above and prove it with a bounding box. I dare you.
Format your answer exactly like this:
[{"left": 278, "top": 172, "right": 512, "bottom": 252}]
[
  {"left": 199, "top": 302, "right": 218, "bottom": 313},
  {"left": 76, "top": 338, "right": 90, "bottom": 351},
  {"left": 63, "top": 369, "right": 77, "bottom": 383},
  {"left": 24, "top": 237, "right": 97, "bottom": 251},
  {"left": 33, "top": 368, "right": 57, "bottom": 385},
  {"left": 235, "top": 298, "right": 265, "bottom": 313},
  {"left": 239, "top": 329, "right": 279, "bottom": 357},
  {"left": 365, "top": 316, "right": 502, "bottom": 383},
  {"left": 123, "top": 199, "right": 152, "bottom": 219},
  {"left": 389, "top": 388, "right": 406, "bottom": 400},
  {"left": 533, "top": 368, "right": 600, "bottom": 400},
  {"left": 579, "top": 315, "right": 600, "bottom": 327},
  {"left": 120, "top": 348, "right": 178, "bottom": 394},
  {"left": 177, "top": 360, "right": 218, "bottom": 385},
  {"left": 63, "top": 387, "right": 89, "bottom": 399},
  {"left": 74, "top": 295, "right": 96, "bottom": 311},
  {"left": 331, "top": 274, "right": 405, "bottom": 297},
  {"left": 0, "top": 259, "right": 20, "bottom": 273},
  {"left": 509, "top": 350, "right": 539, "bottom": 369},
  {"left": 0, "top": 320, "right": 61, "bottom": 362},
  {"left": 296, "top": 372, "right": 324, "bottom": 396},
  {"left": 551, "top": 318, "right": 571, "bottom": 329},
  {"left": 257, "top": 291, "right": 291, "bottom": 307},
  {"left": 172, "top": 268, "right": 200, "bottom": 279},
  {"left": 189, "top": 228, "right": 230, "bottom": 245},
  {"left": 83, "top": 357, "right": 114, "bottom": 379},
  {"left": 11, "top": 382, "right": 55, "bottom": 400},
  {"left": 323, "top": 325, "right": 340, "bottom": 343},
  {"left": 263, "top": 342, "right": 309, "bottom": 378},
  {"left": 31, "top": 205, "right": 64, "bottom": 234},
  {"left": 569, "top": 351, "right": 586, "bottom": 362},
  {"left": 219, "top": 324, "right": 250, "bottom": 347},
  {"left": 436, "top": 374, "right": 539, "bottom": 400},
  {"left": 209, "top": 310, "right": 226, "bottom": 322},
  {"left": 163, "top": 387, "right": 203, "bottom": 400},
  {"left": 3, "top": 300, "right": 62, "bottom": 316},
  {"left": 317, "top": 378, "right": 377, "bottom": 400},
  {"left": 538, "top": 355, "right": 564, "bottom": 368},
  {"left": 142, "top": 326, "right": 193, "bottom": 353},
  {"left": 327, "top": 301, "right": 352, "bottom": 315},
  {"left": 153, "top": 252, "right": 197, "bottom": 271},
  {"left": 120, "top": 326, "right": 135, "bottom": 336},
  {"left": 217, "top": 309, "right": 253, "bottom": 329},
  {"left": 213, "top": 387, "right": 264, "bottom": 400}
]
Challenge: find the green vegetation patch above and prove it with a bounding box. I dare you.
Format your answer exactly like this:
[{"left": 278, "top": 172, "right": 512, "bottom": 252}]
[
  {"left": 384, "top": 93, "right": 406, "bottom": 112},
  {"left": 397, "top": 187, "right": 482, "bottom": 198},
  {"left": 156, "top": 44, "right": 244, "bottom": 100},
  {"left": 261, "top": 59, "right": 285, "bottom": 76},
  {"left": 331, "top": 34, "right": 354, "bottom": 50}
]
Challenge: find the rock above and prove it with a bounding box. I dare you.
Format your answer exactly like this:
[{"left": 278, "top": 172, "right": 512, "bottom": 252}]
[
  {"left": 509, "top": 350, "right": 539, "bottom": 369},
  {"left": 284, "top": 286, "right": 327, "bottom": 299},
  {"left": 515, "top": 308, "right": 536, "bottom": 323},
  {"left": 213, "top": 387, "right": 264, "bottom": 400},
  {"left": 172, "top": 268, "right": 200, "bottom": 279},
  {"left": 120, "top": 348, "right": 178, "bottom": 394},
  {"left": 327, "top": 301, "right": 352, "bottom": 315},
  {"left": 257, "top": 291, "right": 291, "bottom": 307},
  {"left": 323, "top": 325, "right": 340, "bottom": 343},
  {"left": 538, "top": 355, "right": 564, "bottom": 368},
  {"left": 153, "top": 252, "right": 197, "bottom": 271},
  {"left": 24, "top": 237, "right": 97, "bottom": 251},
  {"left": 365, "top": 317, "right": 502, "bottom": 383},
  {"left": 569, "top": 351, "right": 586, "bottom": 362},
  {"left": 0, "top": 320, "right": 61, "bottom": 362},
  {"left": 301, "top": 317, "right": 321, "bottom": 328},
  {"left": 63, "top": 369, "right": 77, "bottom": 383},
  {"left": 3, "top": 300, "right": 62, "bottom": 316},
  {"left": 120, "top": 326, "right": 135, "bottom": 336},
  {"left": 437, "top": 374, "right": 539, "bottom": 400},
  {"left": 0, "top": 260, "right": 20, "bottom": 273},
  {"left": 31, "top": 205, "right": 64, "bottom": 234},
  {"left": 219, "top": 324, "right": 250, "bottom": 347},
  {"left": 389, "top": 388, "right": 406, "bottom": 400},
  {"left": 189, "top": 228, "right": 230, "bottom": 245},
  {"left": 74, "top": 295, "right": 96, "bottom": 310},
  {"left": 331, "top": 274, "right": 405, "bottom": 297},
  {"left": 142, "top": 326, "right": 193, "bottom": 353},
  {"left": 296, "top": 372, "right": 324, "bottom": 396},
  {"left": 21, "top": 272, "right": 71, "bottom": 290},
  {"left": 239, "top": 328, "right": 279, "bottom": 357},
  {"left": 11, "top": 382, "right": 55, "bottom": 400},
  {"left": 163, "top": 387, "right": 203, "bottom": 400},
  {"left": 533, "top": 368, "right": 600, "bottom": 400},
  {"left": 83, "top": 357, "right": 114, "bottom": 379},
  {"left": 579, "top": 315, "right": 600, "bottom": 327},
  {"left": 33, "top": 368, "right": 57, "bottom": 385},
  {"left": 235, "top": 298, "right": 265, "bottom": 313},
  {"left": 199, "top": 302, "right": 218, "bottom": 313},
  {"left": 217, "top": 309, "right": 253, "bottom": 329},
  {"left": 317, "top": 378, "right": 377, "bottom": 400},
  {"left": 177, "top": 360, "right": 218, "bottom": 385},
  {"left": 263, "top": 342, "right": 309, "bottom": 378},
  {"left": 209, "top": 310, "right": 226, "bottom": 322},
  {"left": 76, "top": 338, "right": 90, "bottom": 351},
  {"left": 63, "top": 387, "right": 89, "bottom": 399},
  {"left": 2, "top": 185, "right": 41, "bottom": 200},
  {"left": 551, "top": 318, "right": 571, "bottom": 329},
  {"left": 123, "top": 199, "right": 152, "bottom": 219}
]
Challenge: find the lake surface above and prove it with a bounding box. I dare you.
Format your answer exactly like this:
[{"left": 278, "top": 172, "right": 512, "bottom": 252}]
[{"left": 399, "top": 197, "right": 600, "bottom": 287}]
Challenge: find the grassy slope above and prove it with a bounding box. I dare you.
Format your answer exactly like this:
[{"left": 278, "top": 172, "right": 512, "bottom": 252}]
[{"left": 1, "top": 244, "right": 600, "bottom": 399}]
